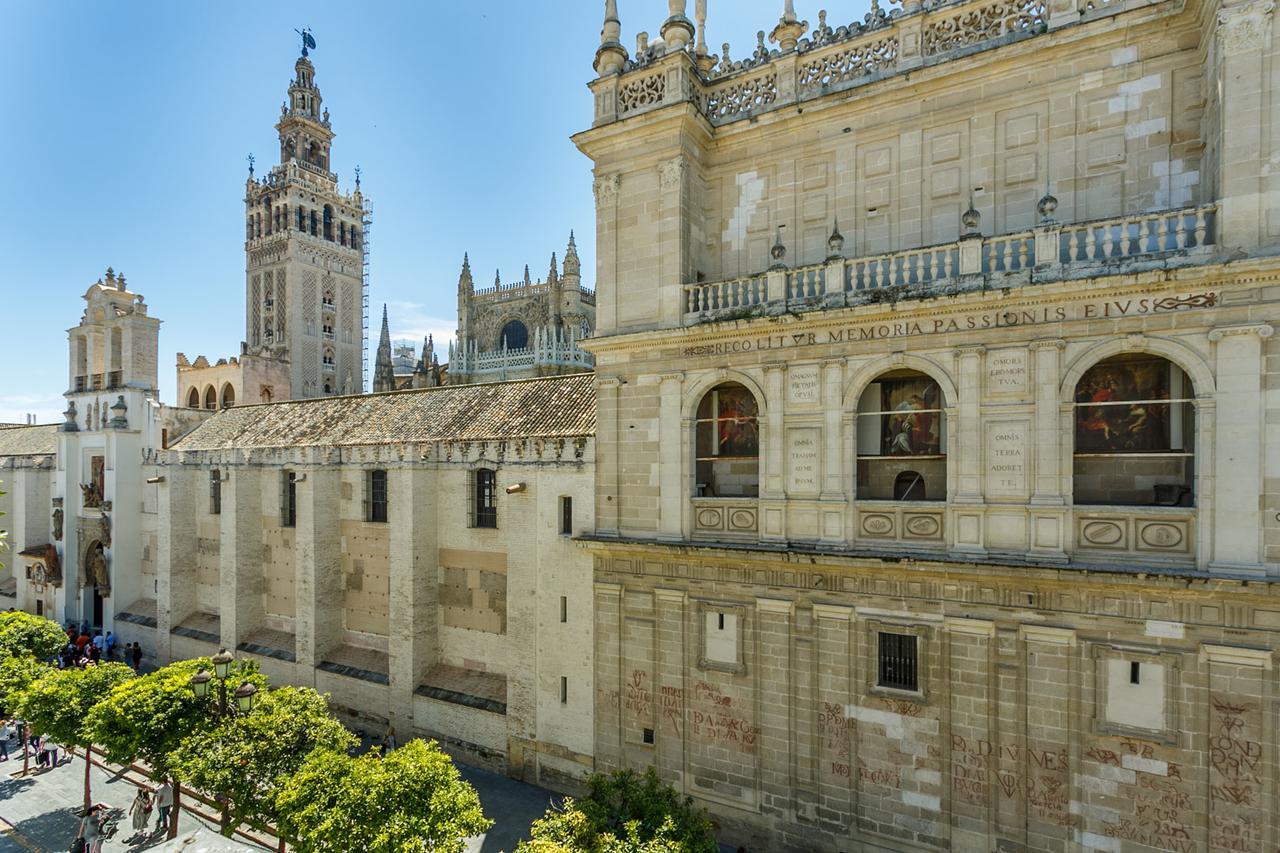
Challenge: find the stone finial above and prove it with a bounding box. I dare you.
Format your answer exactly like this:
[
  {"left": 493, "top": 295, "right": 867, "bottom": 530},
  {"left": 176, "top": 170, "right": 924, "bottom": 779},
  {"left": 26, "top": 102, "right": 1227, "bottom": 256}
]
[
  {"left": 494, "top": 269, "right": 502, "bottom": 289},
  {"left": 109, "top": 395, "right": 128, "bottom": 429},
  {"left": 661, "top": 0, "right": 694, "bottom": 50},
  {"left": 372, "top": 305, "right": 395, "bottom": 393},
  {"left": 523, "top": 264, "right": 531, "bottom": 286},
  {"left": 105, "top": 267, "right": 116, "bottom": 283},
  {"left": 549, "top": 251, "right": 559, "bottom": 284},
  {"left": 962, "top": 194, "right": 982, "bottom": 237},
  {"left": 694, "top": 0, "right": 716, "bottom": 73},
  {"left": 827, "top": 218, "right": 845, "bottom": 258},
  {"left": 594, "top": 0, "right": 629, "bottom": 76},
  {"left": 116, "top": 272, "right": 126, "bottom": 291},
  {"left": 637, "top": 31, "right": 650, "bottom": 54},
  {"left": 769, "top": 225, "right": 788, "bottom": 268},
  {"left": 769, "top": 0, "right": 807, "bottom": 50},
  {"left": 564, "top": 231, "right": 581, "bottom": 278},
  {"left": 1037, "top": 187, "right": 1059, "bottom": 224},
  {"left": 62, "top": 401, "right": 79, "bottom": 433}
]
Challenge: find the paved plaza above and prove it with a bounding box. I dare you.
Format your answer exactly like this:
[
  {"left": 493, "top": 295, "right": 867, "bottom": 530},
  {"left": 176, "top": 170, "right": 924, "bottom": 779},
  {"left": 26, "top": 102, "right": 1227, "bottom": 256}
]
[{"left": 0, "top": 747, "right": 560, "bottom": 853}]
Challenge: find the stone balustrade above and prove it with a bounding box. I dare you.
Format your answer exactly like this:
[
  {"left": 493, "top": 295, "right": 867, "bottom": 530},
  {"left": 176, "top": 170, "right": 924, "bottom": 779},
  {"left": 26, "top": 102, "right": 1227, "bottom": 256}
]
[{"left": 682, "top": 203, "right": 1218, "bottom": 324}]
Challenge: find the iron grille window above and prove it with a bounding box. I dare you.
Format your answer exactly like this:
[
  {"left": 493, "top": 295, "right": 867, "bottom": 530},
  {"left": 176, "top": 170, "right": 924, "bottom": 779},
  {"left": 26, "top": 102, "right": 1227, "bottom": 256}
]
[
  {"left": 209, "top": 470, "right": 222, "bottom": 515},
  {"left": 474, "top": 468, "right": 497, "bottom": 528},
  {"left": 877, "top": 632, "right": 918, "bottom": 692},
  {"left": 281, "top": 471, "right": 297, "bottom": 528},
  {"left": 560, "top": 496, "right": 573, "bottom": 535},
  {"left": 368, "top": 469, "right": 388, "bottom": 523}
]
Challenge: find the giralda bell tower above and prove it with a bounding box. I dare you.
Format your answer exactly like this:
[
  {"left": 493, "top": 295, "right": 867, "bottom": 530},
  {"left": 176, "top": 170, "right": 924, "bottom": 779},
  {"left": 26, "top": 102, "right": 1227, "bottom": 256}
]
[{"left": 243, "top": 31, "right": 367, "bottom": 398}]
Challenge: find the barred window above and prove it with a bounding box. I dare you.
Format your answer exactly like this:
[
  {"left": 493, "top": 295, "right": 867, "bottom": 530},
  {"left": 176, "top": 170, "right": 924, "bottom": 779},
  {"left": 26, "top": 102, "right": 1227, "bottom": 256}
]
[
  {"left": 209, "top": 470, "right": 222, "bottom": 515},
  {"left": 281, "top": 471, "right": 297, "bottom": 528},
  {"left": 368, "top": 469, "right": 388, "bottom": 523},
  {"left": 877, "top": 632, "right": 918, "bottom": 692},
  {"left": 474, "top": 468, "right": 497, "bottom": 528}
]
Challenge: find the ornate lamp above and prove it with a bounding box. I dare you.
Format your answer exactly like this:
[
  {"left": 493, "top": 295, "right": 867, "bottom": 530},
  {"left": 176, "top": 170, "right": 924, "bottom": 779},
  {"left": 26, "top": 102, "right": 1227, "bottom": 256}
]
[
  {"left": 234, "top": 682, "right": 258, "bottom": 714},
  {"left": 212, "top": 649, "right": 234, "bottom": 680},
  {"left": 190, "top": 670, "right": 212, "bottom": 699}
]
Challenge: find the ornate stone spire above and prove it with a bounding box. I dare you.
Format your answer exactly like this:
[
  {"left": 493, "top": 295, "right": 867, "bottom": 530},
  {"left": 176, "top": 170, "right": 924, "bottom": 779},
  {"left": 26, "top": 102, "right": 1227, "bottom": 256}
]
[
  {"left": 372, "top": 304, "right": 395, "bottom": 393},
  {"left": 276, "top": 34, "right": 334, "bottom": 170},
  {"left": 523, "top": 264, "right": 532, "bottom": 286},
  {"left": 563, "top": 230, "right": 581, "bottom": 278},
  {"left": 458, "top": 253, "right": 473, "bottom": 293},
  {"left": 548, "top": 251, "right": 560, "bottom": 284},
  {"left": 769, "top": 0, "right": 807, "bottom": 51},
  {"left": 595, "top": 0, "right": 629, "bottom": 76}
]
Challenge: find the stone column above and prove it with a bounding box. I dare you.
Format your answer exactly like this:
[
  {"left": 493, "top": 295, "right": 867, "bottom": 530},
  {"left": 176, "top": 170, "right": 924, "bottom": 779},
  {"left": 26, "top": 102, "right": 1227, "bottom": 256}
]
[
  {"left": 156, "top": 465, "right": 197, "bottom": 663},
  {"left": 387, "top": 462, "right": 437, "bottom": 735},
  {"left": 1214, "top": 0, "right": 1275, "bottom": 254},
  {"left": 762, "top": 364, "right": 786, "bottom": 500},
  {"left": 755, "top": 597, "right": 794, "bottom": 820},
  {"left": 595, "top": 378, "right": 621, "bottom": 536},
  {"left": 593, "top": 175, "right": 622, "bottom": 334},
  {"left": 1029, "top": 340, "right": 1066, "bottom": 504},
  {"left": 219, "top": 464, "right": 262, "bottom": 654},
  {"left": 295, "top": 466, "right": 343, "bottom": 673},
  {"left": 1208, "top": 324, "right": 1274, "bottom": 573},
  {"left": 658, "top": 373, "right": 684, "bottom": 540},
  {"left": 657, "top": 156, "right": 688, "bottom": 328},
  {"left": 953, "top": 346, "right": 985, "bottom": 502},
  {"left": 820, "top": 359, "right": 846, "bottom": 500}
]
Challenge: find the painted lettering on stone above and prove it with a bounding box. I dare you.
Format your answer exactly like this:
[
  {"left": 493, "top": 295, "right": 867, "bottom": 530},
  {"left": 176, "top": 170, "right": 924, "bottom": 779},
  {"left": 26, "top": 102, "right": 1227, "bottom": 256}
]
[
  {"left": 690, "top": 681, "right": 758, "bottom": 754},
  {"left": 787, "top": 428, "right": 820, "bottom": 494},
  {"left": 985, "top": 421, "right": 1028, "bottom": 497},
  {"left": 788, "top": 365, "right": 820, "bottom": 405},
  {"left": 1208, "top": 696, "right": 1264, "bottom": 853},
  {"left": 986, "top": 349, "right": 1028, "bottom": 395}
]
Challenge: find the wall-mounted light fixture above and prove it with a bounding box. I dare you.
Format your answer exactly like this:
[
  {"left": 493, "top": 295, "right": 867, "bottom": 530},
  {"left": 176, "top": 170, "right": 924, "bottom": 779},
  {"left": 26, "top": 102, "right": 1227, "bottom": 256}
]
[
  {"left": 505, "top": 482, "right": 527, "bottom": 494},
  {"left": 145, "top": 476, "right": 166, "bottom": 484}
]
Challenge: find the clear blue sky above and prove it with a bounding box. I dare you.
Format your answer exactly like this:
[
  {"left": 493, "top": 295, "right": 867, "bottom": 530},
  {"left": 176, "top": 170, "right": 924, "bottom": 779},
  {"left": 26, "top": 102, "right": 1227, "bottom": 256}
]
[{"left": 0, "top": 0, "right": 857, "bottom": 423}]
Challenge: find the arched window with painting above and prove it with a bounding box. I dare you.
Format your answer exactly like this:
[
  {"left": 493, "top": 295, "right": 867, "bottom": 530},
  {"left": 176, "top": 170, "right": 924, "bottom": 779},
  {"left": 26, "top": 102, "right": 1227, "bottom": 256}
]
[
  {"left": 856, "top": 370, "right": 946, "bottom": 501},
  {"left": 1073, "top": 354, "right": 1195, "bottom": 506},
  {"left": 694, "top": 383, "right": 760, "bottom": 498}
]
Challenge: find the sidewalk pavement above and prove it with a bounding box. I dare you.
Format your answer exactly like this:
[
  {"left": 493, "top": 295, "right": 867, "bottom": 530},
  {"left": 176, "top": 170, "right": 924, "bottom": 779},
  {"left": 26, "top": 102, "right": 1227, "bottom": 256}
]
[{"left": 0, "top": 745, "right": 564, "bottom": 853}]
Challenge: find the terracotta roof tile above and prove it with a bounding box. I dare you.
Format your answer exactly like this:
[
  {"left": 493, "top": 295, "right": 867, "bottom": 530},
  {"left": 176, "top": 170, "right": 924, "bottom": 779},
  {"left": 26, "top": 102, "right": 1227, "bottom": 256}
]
[
  {"left": 172, "top": 373, "right": 596, "bottom": 451},
  {"left": 0, "top": 425, "right": 58, "bottom": 457}
]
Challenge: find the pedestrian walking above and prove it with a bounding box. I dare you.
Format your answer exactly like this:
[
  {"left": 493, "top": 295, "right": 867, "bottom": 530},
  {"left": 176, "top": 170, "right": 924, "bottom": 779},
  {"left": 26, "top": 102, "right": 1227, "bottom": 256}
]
[
  {"left": 45, "top": 739, "right": 60, "bottom": 766},
  {"left": 104, "top": 632, "right": 116, "bottom": 661},
  {"left": 33, "top": 734, "right": 48, "bottom": 768},
  {"left": 0, "top": 719, "right": 10, "bottom": 761},
  {"left": 77, "top": 803, "right": 104, "bottom": 853},
  {"left": 381, "top": 725, "right": 397, "bottom": 752},
  {"left": 154, "top": 778, "right": 174, "bottom": 832},
  {"left": 131, "top": 642, "right": 143, "bottom": 671},
  {"left": 128, "top": 787, "right": 153, "bottom": 839}
]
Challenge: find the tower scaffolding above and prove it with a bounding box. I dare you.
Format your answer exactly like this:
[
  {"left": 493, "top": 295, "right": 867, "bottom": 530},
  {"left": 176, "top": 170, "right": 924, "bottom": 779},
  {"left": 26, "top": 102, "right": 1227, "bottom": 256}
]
[{"left": 362, "top": 195, "right": 371, "bottom": 392}]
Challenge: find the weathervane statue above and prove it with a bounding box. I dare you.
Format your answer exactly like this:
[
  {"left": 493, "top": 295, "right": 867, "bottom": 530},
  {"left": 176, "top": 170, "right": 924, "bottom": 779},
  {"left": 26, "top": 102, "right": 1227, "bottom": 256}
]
[{"left": 295, "top": 27, "right": 316, "bottom": 57}]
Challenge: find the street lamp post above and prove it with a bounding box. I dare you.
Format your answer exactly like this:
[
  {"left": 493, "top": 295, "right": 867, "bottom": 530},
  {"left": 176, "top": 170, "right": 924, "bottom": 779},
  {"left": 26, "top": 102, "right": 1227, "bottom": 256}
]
[{"left": 188, "top": 649, "right": 258, "bottom": 836}]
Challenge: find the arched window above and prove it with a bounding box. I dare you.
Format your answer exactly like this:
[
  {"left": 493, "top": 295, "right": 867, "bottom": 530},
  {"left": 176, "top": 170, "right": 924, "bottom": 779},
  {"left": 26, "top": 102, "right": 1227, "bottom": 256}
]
[
  {"left": 695, "top": 383, "right": 760, "bottom": 497},
  {"left": 856, "top": 370, "right": 946, "bottom": 501},
  {"left": 264, "top": 198, "right": 273, "bottom": 236},
  {"left": 296, "top": 207, "right": 304, "bottom": 231},
  {"left": 323, "top": 205, "right": 333, "bottom": 241},
  {"left": 220, "top": 383, "right": 236, "bottom": 408},
  {"left": 261, "top": 386, "right": 273, "bottom": 403},
  {"left": 309, "top": 210, "right": 318, "bottom": 236},
  {"left": 203, "top": 386, "right": 217, "bottom": 410},
  {"left": 187, "top": 387, "right": 200, "bottom": 408},
  {"left": 340, "top": 222, "right": 347, "bottom": 246},
  {"left": 499, "top": 320, "right": 529, "bottom": 350},
  {"left": 1073, "top": 354, "right": 1195, "bottom": 506}
]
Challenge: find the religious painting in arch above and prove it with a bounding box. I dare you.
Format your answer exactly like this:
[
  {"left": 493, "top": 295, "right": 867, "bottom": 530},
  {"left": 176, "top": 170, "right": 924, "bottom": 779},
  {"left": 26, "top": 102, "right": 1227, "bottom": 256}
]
[
  {"left": 708, "top": 384, "right": 759, "bottom": 457},
  {"left": 879, "top": 376, "right": 942, "bottom": 456},
  {"left": 1074, "top": 356, "right": 1188, "bottom": 453}
]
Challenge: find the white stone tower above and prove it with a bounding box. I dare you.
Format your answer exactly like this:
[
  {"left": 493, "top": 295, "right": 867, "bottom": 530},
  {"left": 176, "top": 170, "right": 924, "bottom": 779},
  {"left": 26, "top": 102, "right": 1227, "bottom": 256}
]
[{"left": 243, "top": 35, "right": 367, "bottom": 398}]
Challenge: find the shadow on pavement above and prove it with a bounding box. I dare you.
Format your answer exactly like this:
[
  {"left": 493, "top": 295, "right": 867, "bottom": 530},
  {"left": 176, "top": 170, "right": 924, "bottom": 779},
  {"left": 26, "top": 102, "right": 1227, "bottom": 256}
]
[
  {"left": 8, "top": 804, "right": 81, "bottom": 851},
  {"left": 0, "top": 778, "right": 36, "bottom": 802},
  {"left": 456, "top": 763, "right": 563, "bottom": 853}
]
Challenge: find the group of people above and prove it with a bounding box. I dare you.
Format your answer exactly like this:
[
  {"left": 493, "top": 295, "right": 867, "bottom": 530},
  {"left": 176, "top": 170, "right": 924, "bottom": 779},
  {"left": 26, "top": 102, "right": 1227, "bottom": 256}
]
[
  {"left": 75, "top": 778, "right": 174, "bottom": 852},
  {"left": 58, "top": 624, "right": 144, "bottom": 671},
  {"left": 0, "top": 718, "right": 62, "bottom": 768}
]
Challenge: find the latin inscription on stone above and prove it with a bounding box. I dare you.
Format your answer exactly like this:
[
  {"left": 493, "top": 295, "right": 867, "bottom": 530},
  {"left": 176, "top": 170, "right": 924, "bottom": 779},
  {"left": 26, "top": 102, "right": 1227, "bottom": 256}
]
[
  {"left": 986, "top": 348, "right": 1028, "bottom": 395},
  {"left": 787, "top": 428, "right": 820, "bottom": 494},
  {"left": 986, "top": 421, "right": 1028, "bottom": 497},
  {"left": 788, "top": 364, "right": 821, "bottom": 406}
]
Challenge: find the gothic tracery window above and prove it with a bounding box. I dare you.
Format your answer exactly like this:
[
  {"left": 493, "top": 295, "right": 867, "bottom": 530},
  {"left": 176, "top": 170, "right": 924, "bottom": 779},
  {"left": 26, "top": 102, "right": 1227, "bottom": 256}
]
[{"left": 499, "top": 320, "right": 529, "bottom": 350}]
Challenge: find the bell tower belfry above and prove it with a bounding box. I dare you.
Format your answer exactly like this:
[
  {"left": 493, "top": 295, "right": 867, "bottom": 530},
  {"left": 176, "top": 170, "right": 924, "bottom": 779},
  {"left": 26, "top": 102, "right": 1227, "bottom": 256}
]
[{"left": 243, "top": 32, "right": 368, "bottom": 398}]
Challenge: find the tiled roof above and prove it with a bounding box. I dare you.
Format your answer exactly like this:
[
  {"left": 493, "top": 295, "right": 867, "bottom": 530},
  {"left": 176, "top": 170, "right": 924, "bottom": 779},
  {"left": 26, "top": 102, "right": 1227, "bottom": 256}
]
[
  {"left": 172, "top": 373, "right": 596, "bottom": 451},
  {"left": 0, "top": 424, "right": 58, "bottom": 457}
]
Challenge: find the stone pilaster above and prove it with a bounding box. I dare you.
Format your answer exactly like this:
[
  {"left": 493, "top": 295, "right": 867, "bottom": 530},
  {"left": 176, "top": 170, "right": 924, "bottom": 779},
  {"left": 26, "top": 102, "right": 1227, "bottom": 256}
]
[
  {"left": 1029, "top": 340, "right": 1066, "bottom": 504},
  {"left": 294, "top": 466, "right": 342, "bottom": 673},
  {"left": 219, "top": 464, "right": 262, "bottom": 652},
  {"left": 763, "top": 363, "right": 786, "bottom": 500},
  {"left": 953, "top": 346, "right": 986, "bottom": 502},
  {"left": 820, "top": 360, "right": 845, "bottom": 500},
  {"left": 1208, "top": 324, "right": 1274, "bottom": 573},
  {"left": 594, "top": 581, "right": 624, "bottom": 770},
  {"left": 157, "top": 466, "right": 197, "bottom": 661},
  {"left": 387, "top": 463, "right": 437, "bottom": 734},
  {"left": 596, "top": 378, "right": 621, "bottom": 536},
  {"left": 653, "top": 587, "right": 686, "bottom": 785},
  {"left": 756, "top": 597, "right": 794, "bottom": 820},
  {"left": 657, "top": 373, "right": 684, "bottom": 540}
]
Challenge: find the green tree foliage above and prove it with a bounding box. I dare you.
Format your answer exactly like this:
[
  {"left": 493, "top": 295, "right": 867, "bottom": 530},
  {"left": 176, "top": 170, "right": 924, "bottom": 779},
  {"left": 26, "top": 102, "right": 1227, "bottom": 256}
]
[
  {"left": 13, "top": 662, "right": 134, "bottom": 806},
  {"left": 173, "top": 685, "right": 355, "bottom": 834},
  {"left": 275, "top": 738, "right": 491, "bottom": 853},
  {"left": 0, "top": 655, "right": 49, "bottom": 712},
  {"left": 517, "top": 768, "right": 717, "bottom": 853},
  {"left": 0, "top": 611, "right": 68, "bottom": 661},
  {"left": 84, "top": 658, "right": 219, "bottom": 775}
]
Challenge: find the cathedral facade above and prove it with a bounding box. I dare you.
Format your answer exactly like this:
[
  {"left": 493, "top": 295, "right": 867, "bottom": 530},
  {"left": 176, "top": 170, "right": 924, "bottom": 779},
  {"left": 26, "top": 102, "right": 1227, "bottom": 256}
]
[{"left": 575, "top": 0, "right": 1280, "bottom": 850}]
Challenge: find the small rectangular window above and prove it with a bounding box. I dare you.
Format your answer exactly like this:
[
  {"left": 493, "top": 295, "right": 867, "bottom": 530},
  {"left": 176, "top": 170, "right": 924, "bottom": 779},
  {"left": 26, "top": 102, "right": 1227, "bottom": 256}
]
[
  {"left": 642, "top": 727, "right": 655, "bottom": 744},
  {"left": 474, "top": 469, "right": 497, "bottom": 528},
  {"left": 560, "top": 596, "right": 567, "bottom": 624},
  {"left": 1130, "top": 661, "right": 1141, "bottom": 685},
  {"left": 560, "top": 676, "right": 568, "bottom": 704},
  {"left": 281, "top": 471, "right": 297, "bottom": 528},
  {"left": 209, "top": 470, "right": 222, "bottom": 515},
  {"left": 877, "top": 632, "right": 919, "bottom": 692},
  {"left": 717, "top": 612, "right": 725, "bottom": 630},
  {"left": 368, "top": 469, "right": 388, "bottom": 523},
  {"left": 560, "top": 496, "right": 573, "bottom": 535}
]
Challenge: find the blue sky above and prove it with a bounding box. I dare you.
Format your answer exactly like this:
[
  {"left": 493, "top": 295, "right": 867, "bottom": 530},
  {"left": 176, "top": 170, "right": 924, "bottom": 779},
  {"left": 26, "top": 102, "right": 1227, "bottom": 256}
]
[{"left": 0, "top": 0, "right": 849, "bottom": 423}]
